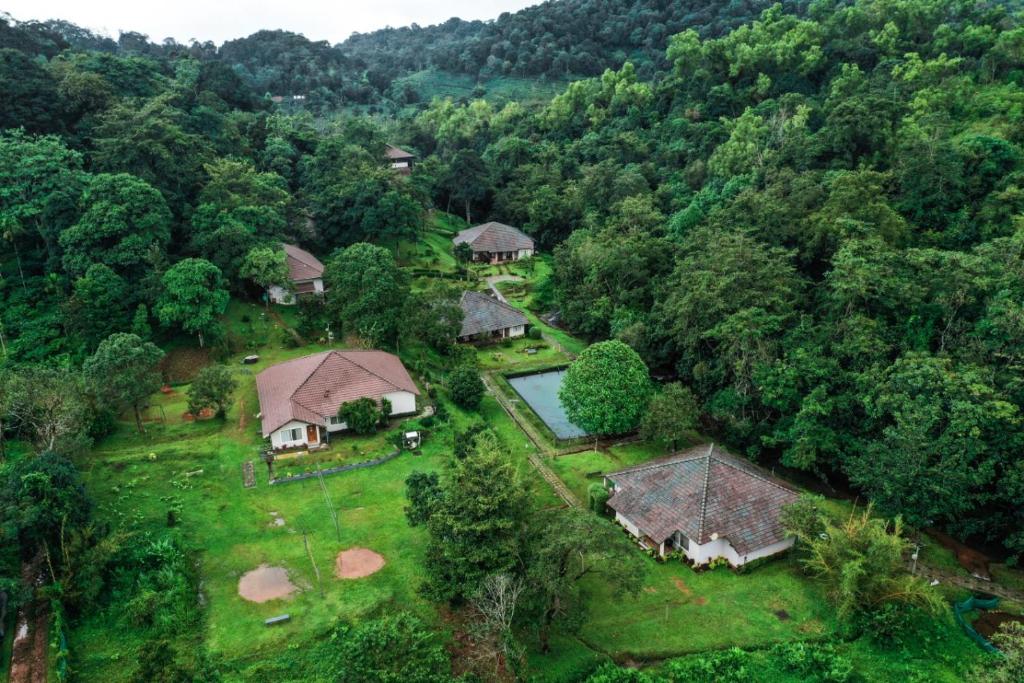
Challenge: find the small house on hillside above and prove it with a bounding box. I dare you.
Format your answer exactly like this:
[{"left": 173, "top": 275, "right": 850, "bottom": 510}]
[
  {"left": 453, "top": 222, "right": 535, "bottom": 264},
  {"left": 256, "top": 350, "right": 419, "bottom": 449},
  {"left": 458, "top": 291, "right": 529, "bottom": 343},
  {"left": 268, "top": 244, "right": 325, "bottom": 305},
  {"left": 605, "top": 444, "right": 799, "bottom": 567},
  {"left": 385, "top": 144, "right": 415, "bottom": 173}
]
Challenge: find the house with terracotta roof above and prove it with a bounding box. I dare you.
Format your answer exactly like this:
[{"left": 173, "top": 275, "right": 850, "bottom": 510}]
[
  {"left": 604, "top": 444, "right": 799, "bottom": 567},
  {"left": 268, "top": 244, "right": 325, "bottom": 305},
  {"left": 453, "top": 222, "right": 535, "bottom": 264},
  {"left": 256, "top": 350, "right": 419, "bottom": 449},
  {"left": 458, "top": 291, "right": 529, "bottom": 342},
  {"left": 385, "top": 144, "right": 415, "bottom": 173}
]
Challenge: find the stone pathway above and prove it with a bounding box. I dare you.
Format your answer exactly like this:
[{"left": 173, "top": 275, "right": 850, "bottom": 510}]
[
  {"left": 912, "top": 561, "right": 1024, "bottom": 602},
  {"left": 481, "top": 372, "right": 579, "bottom": 508},
  {"left": 243, "top": 460, "right": 256, "bottom": 488},
  {"left": 484, "top": 274, "right": 523, "bottom": 303}
]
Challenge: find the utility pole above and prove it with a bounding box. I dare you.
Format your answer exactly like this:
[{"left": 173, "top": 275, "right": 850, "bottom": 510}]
[{"left": 316, "top": 464, "right": 342, "bottom": 543}]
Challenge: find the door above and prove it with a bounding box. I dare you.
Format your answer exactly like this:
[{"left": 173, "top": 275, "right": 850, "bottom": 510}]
[{"left": 306, "top": 424, "right": 319, "bottom": 444}]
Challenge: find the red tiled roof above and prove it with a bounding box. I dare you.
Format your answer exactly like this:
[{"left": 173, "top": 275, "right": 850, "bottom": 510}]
[
  {"left": 453, "top": 222, "right": 534, "bottom": 253},
  {"left": 606, "top": 444, "right": 799, "bottom": 554},
  {"left": 283, "top": 244, "right": 324, "bottom": 282},
  {"left": 256, "top": 350, "right": 419, "bottom": 436}
]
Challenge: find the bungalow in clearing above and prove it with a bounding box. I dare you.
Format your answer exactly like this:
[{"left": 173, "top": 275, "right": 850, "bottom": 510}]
[
  {"left": 268, "top": 244, "right": 325, "bottom": 305},
  {"left": 453, "top": 222, "right": 535, "bottom": 264},
  {"left": 458, "top": 291, "right": 529, "bottom": 343},
  {"left": 385, "top": 144, "right": 415, "bottom": 174},
  {"left": 256, "top": 350, "right": 419, "bottom": 450},
  {"left": 605, "top": 444, "right": 799, "bottom": 567}
]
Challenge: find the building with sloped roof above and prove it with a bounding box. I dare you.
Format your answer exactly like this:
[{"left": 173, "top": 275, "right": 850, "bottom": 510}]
[
  {"left": 458, "top": 291, "right": 529, "bottom": 342},
  {"left": 453, "top": 222, "right": 535, "bottom": 264},
  {"left": 268, "top": 244, "right": 326, "bottom": 305},
  {"left": 385, "top": 144, "right": 415, "bottom": 174},
  {"left": 604, "top": 444, "right": 799, "bottom": 566},
  {"left": 256, "top": 350, "right": 419, "bottom": 449}
]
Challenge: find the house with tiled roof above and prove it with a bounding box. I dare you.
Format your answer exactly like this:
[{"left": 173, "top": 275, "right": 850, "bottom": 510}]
[
  {"left": 458, "top": 291, "right": 529, "bottom": 342},
  {"left": 256, "top": 350, "right": 419, "bottom": 449},
  {"left": 604, "top": 444, "right": 799, "bottom": 567},
  {"left": 453, "top": 222, "right": 535, "bottom": 264},
  {"left": 385, "top": 144, "right": 415, "bottom": 174},
  {"left": 268, "top": 244, "right": 325, "bottom": 305}
]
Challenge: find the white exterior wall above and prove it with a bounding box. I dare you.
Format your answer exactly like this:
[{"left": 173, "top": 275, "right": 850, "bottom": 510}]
[
  {"left": 517, "top": 248, "right": 534, "bottom": 260},
  {"left": 615, "top": 512, "right": 640, "bottom": 538},
  {"left": 268, "top": 285, "right": 294, "bottom": 305},
  {"left": 384, "top": 391, "right": 417, "bottom": 416},
  {"left": 270, "top": 420, "right": 311, "bottom": 448},
  {"left": 686, "top": 535, "right": 795, "bottom": 567},
  {"left": 312, "top": 278, "right": 324, "bottom": 294},
  {"left": 507, "top": 325, "right": 526, "bottom": 338},
  {"left": 391, "top": 161, "right": 411, "bottom": 169}
]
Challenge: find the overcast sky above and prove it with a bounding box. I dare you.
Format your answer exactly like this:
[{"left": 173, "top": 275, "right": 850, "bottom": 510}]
[{"left": 3, "top": 0, "right": 541, "bottom": 45}]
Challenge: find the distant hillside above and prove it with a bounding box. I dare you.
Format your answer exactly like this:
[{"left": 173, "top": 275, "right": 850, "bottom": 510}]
[{"left": 2, "top": 0, "right": 812, "bottom": 111}]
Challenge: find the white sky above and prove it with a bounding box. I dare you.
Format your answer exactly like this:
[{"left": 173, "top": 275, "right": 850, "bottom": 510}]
[{"left": 3, "top": 0, "right": 540, "bottom": 45}]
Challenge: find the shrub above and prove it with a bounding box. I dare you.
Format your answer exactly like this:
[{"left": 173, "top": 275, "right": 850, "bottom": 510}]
[
  {"left": 588, "top": 483, "right": 610, "bottom": 515},
  {"left": 770, "top": 641, "right": 853, "bottom": 682},
  {"left": 528, "top": 327, "right": 543, "bottom": 340},
  {"left": 338, "top": 398, "right": 380, "bottom": 434},
  {"left": 448, "top": 366, "right": 485, "bottom": 410},
  {"left": 665, "top": 647, "right": 751, "bottom": 682}
]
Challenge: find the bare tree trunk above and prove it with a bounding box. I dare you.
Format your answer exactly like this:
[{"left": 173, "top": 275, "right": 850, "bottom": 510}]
[
  {"left": 465, "top": 199, "right": 471, "bottom": 224},
  {"left": 11, "top": 240, "right": 27, "bottom": 295},
  {"left": 198, "top": 331, "right": 205, "bottom": 348},
  {"left": 133, "top": 404, "right": 145, "bottom": 435}
]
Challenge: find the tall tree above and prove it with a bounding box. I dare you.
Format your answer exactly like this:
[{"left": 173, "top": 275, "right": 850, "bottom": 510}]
[
  {"left": 323, "top": 243, "right": 409, "bottom": 347},
  {"left": 239, "top": 246, "right": 290, "bottom": 305},
  {"left": 155, "top": 258, "right": 230, "bottom": 348},
  {"left": 83, "top": 333, "right": 164, "bottom": 434},
  {"left": 560, "top": 340, "right": 652, "bottom": 437}
]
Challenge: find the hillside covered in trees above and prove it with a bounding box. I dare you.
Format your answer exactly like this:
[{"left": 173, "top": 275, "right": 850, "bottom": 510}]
[{"left": 4, "top": 0, "right": 1024, "bottom": 679}]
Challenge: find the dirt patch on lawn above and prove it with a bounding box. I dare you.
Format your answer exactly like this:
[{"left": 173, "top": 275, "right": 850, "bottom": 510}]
[
  {"left": 334, "top": 548, "right": 386, "bottom": 579},
  {"left": 182, "top": 407, "right": 216, "bottom": 421},
  {"left": 925, "top": 527, "right": 992, "bottom": 580},
  {"left": 238, "top": 565, "right": 296, "bottom": 603},
  {"left": 160, "top": 347, "right": 212, "bottom": 384},
  {"left": 974, "top": 611, "right": 1024, "bottom": 639},
  {"left": 671, "top": 577, "right": 692, "bottom": 597}
]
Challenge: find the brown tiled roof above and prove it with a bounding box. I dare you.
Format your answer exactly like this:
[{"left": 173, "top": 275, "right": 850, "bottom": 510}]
[
  {"left": 256, "top": 350, "right": 419, "bottom": 437},
  {"left": 385, "top": 144, "right": 415, "bottom": 160},
  {"left": 283, "top": 244, "right": 324, "bottom": 282},
  {"left": 453, "top": 222, "right": 534, "bottom": 253},
  {"left": 459, "top": 291, "right": 528, "bottom": 338},
  {"left": 606, "top": 444, "right": 799, "bottom": 554}
]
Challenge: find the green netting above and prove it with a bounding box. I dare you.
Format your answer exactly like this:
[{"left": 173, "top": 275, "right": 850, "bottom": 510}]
[{"left": 954, "top": 596, "right": 1003, "bottom": 654}]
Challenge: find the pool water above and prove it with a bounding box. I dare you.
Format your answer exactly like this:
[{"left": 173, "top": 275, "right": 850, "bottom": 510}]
[{"left": 507, "top": 369, "right": 590, "bottom": 440}]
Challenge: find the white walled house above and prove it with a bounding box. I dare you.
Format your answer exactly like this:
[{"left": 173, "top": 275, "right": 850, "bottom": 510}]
[
  {"left": 453, "top": 222, "right": 535, "bottom": 264},
  {"left": 457, "top": 291, "right": 529, "bottom": 343},
  {"left": 256, "top": 350, "right": 419, "bottom": 449},
  {"left": 385, "top": 144, "right": 415, "bottom": 174},
  {"left": 268, "top": 244, "right": 325, "bottom": 305},
  {"left": 604, "top": 444, "right": 799, "bottom": 567}
]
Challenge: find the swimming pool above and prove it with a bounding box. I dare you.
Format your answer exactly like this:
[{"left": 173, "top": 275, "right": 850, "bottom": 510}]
[{"left": 506, "top": 369, "right": 590, "bottom": 440}]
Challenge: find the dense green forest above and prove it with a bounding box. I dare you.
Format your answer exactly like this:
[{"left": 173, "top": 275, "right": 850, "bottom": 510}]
[{"left": 3, "top": 0, "right": 1024, "bottom": 679}]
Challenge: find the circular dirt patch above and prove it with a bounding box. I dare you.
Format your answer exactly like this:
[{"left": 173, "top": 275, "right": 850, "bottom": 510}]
[
  {"left": 335, "top": 548, "right": 386, "bottom": 579},
  {"left": 238, "top": 564, "right": 296, "bottom": 603}
]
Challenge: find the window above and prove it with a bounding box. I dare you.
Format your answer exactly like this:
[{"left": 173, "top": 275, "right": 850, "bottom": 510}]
[
  {"left": 283, "top": 427, "right": 303, "bottom": 442},
  {"left": 328, "top": 415, "right": 342, "bottom": 425}
]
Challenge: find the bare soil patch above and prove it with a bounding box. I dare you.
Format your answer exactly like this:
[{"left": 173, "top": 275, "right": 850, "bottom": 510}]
[
  {"left": 335, "top": 548, "right": 386, "bottom": 579},
  {"left": 671, "top": 577, "right": 692, "bottom": 597},
  {"left": 925, "top": 528, "right": 991, "bottom": 580},
  {"left": 182, "top": 407, "right": 216, "bottom": 422},
  {"left": 238, "top": 565, "right": 296, "bottom": 603},
  {"left": 974, "top": 610, "right": 1024, "bottom": 639},
  {"left": 160, "top": 347, "right": 211, "bottom": 384}
]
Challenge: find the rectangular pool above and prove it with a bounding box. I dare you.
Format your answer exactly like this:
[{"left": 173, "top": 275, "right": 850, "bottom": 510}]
[{"left": 507, "top": 369, "right": 590, "bottom": 440}]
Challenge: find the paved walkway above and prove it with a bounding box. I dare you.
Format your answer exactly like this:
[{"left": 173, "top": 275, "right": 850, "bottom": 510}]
[{"left": 484, "top": 274, "right": 523, "bottom": 303}]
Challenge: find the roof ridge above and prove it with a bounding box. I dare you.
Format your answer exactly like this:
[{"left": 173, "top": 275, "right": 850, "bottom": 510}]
[
  {"left": 465, "top": 290, "right": 525, "bottom": 316},
  {"left": 696, "top": 444, "right": 714, "bottom": 542},
  {"left": 289, "top": 350, "right": 339, "bottom": 413},
  {"left": 605, "top": 448, "right": 710, "bottom": 477},
  {"left": 709, "top": 451, "right": 797, "bottom": 494},
  {"left": 334, "top": 350, "right": 403, "bottom": 394},
  {"left": 284, "top": 243, "right": 320, "bottom": 269}
]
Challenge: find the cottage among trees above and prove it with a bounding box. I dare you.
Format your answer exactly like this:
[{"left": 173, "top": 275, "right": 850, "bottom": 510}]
[
  {"left": 604, "top": 444, "right": 799, "bottom": 566},
  {"left": 457, "top": 291, "right": 529, "bottom": 343},
  {"left": 385, "top": 144, "right": 415, "bottom": 174},
  {"left": 452, "top": 222, "right": 535, "bottom": 263},
  {"left": 256, "top": 350, "right": 419, "bottom": 449},
  {"left": 268, "top": 244, "right": 325, "bottom": 304}
]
